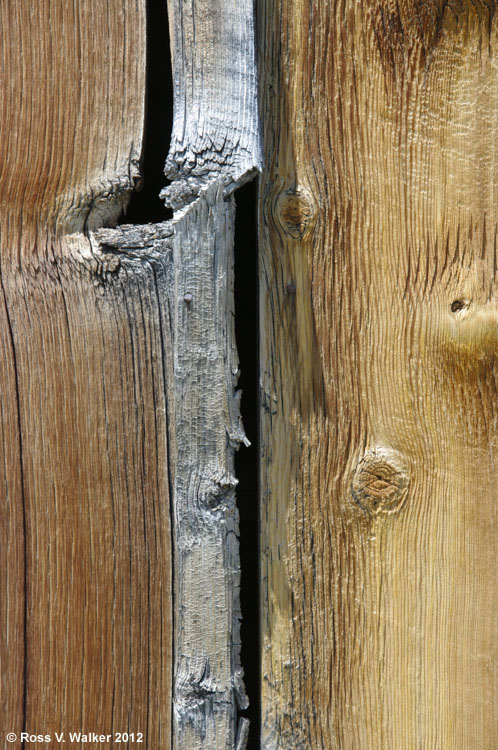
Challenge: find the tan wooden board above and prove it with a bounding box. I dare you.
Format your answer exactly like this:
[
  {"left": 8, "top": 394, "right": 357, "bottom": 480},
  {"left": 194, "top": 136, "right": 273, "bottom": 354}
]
[{"left": 259, "top": 2, "right": 498, "bottom": 747}]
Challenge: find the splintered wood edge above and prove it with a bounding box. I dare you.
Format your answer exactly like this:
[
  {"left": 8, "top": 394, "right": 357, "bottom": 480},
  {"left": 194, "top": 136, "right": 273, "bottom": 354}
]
[
  {"left": 92, "top": 1, "right": 261, "bottom": 748},
  {"left": 164, "top": 0, "right": 260, "bottom": 746},
  {"left": 91, "top": 3, "right": 259, "bottom": 746},
  {"left": 163, "top": 0, "right": 262, "bottom": 210}
]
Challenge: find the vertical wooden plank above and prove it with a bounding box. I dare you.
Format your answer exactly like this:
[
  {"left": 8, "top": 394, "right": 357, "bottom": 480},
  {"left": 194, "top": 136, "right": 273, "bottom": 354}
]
[
  {"left": 0, "top": 2, "right": 173, "bottom": 746},
  {"left": 0, "top": 297, "right": 24, "bottom": 742},
  {"left": 260, "top": 1, "right": 498, "bottom": 748},
  {"left": 163, "top": 1, "right": 260, "bottom": 748}
]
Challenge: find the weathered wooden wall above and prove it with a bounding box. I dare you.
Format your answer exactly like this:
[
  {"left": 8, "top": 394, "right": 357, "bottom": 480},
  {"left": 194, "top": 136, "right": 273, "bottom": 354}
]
[
  {"left": 259, "top": 1, "right": 498, "bottom": 747},
  {"left": 0, "top": 1, "right": 260, "bottom": 749}
]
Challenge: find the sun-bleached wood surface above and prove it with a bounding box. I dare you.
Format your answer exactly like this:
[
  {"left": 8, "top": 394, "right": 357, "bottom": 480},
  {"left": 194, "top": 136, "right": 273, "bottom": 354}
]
[
  {"left": 0, "top": 2, "right": 174, "bottom": 745},
  {"left": 259, "top": 2, "right": 498, "bottom": 748},
  {"left": 163, "top": 1, "right": 260, "bottom": 748}
]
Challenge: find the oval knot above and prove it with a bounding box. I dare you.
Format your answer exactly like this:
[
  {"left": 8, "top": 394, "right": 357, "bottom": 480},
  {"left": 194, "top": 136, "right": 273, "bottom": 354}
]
[
  {"left": 275, "top": 190, "right": 314, "bottom": 239},
  {"left": 352, "top": 447, "right": 409, "bottom": 516}
]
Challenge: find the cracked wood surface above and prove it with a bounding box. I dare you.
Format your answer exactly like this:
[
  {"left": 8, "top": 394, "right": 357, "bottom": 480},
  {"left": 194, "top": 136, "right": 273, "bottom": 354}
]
[
  {"left": 259, "top": 1, "right": 498, "bottom": 748},
  {"left": 0, "top": 2, "right": 174, "bottom": 746},
  {"left": 164, "top": 1, "right": 260, "bottom": 747},
  {"left": 164, "top": 0, "right": 260, "bottom": 210}
]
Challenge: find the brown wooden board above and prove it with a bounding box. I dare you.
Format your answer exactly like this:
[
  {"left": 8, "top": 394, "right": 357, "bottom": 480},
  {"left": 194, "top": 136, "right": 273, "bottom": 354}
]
[{"left": 0, "top": 2, "right": 172, "bottom": 746}]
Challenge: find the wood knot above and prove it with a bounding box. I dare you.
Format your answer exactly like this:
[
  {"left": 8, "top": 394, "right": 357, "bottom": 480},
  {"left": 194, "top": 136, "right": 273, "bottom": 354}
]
[
  {"left": 351, "top": 448, "right": 409, "bottom": 516},
  {"left": 450, "top": 298, "right": 470, "bottom": 314},
  {"left": 275, "top": 190, "right": 314, "bottom": 239}
]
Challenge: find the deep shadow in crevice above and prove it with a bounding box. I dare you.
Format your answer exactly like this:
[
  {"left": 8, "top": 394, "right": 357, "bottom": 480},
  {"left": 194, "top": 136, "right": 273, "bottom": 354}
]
[
  {"left": 123, "top": 0, "right": 173, "bottom": 225},
  {"left": 234, "top": 179, "right": 260, "bottom": 750},
  {"left": 124, "top": 3, "right": 261, "bottom": 743}
]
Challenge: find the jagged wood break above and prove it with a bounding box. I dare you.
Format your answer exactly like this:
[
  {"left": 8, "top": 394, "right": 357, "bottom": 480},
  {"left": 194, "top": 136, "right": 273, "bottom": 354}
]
[
  {"left": 163, "top": 1, "right": 260, "bottom": 748},
  {"left": 0, "top": 1, "right": 173, "bottom": 746},
  {"left": 260, "top": 1, "right": 498, "bottom": 748}
]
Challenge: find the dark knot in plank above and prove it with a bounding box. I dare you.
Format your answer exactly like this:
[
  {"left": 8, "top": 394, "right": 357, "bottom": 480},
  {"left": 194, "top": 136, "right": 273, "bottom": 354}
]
[
  {"left": 352, "top": 447, "right": 409, "bottom": 516},
  {"left": 275, "top": 190, "right": 314, "bottom": 239}
]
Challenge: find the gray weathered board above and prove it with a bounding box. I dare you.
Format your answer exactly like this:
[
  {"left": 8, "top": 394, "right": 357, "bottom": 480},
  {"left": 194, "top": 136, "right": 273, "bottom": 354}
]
[
  {"left": 164, "top": 1, "right": 260, "bottom": 745},
  {"left": 100, "top": 1, "right": 260, "bottom": 747}
]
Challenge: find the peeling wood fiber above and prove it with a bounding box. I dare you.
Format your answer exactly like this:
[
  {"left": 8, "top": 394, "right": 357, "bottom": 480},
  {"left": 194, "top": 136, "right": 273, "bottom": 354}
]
[
  {"left": 164, "top": 0, "right": 261, "bottom": 209},
  {"left": 164, "top": 0, "right": 261, "bottom": 748},
  {"left": 0, "top": 0, "right": 260, "bottom": 747}
]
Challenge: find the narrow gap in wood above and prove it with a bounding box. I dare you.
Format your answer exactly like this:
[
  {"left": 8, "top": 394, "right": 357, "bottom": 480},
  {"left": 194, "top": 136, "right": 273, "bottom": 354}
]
[
  {"left": 124, "top": 0, "right": 173, "bottom": 225},
  {"left": 233, "top": 178, "right": 260, "bottom": 750}
]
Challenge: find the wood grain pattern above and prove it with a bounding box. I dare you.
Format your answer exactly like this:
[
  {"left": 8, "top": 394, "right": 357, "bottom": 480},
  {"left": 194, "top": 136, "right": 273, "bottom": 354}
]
[
  {"left": 164, "top": 0, "right": 261, "bottom": 209},
  {"left": 163, "top": 1, "right": 260, "bottom": 747},
  {"left": 259, "top": 1, "right": 498, "bottom": 747},
  {"left": 0, "top": 3, "right": 173, "bottom": 746}
]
